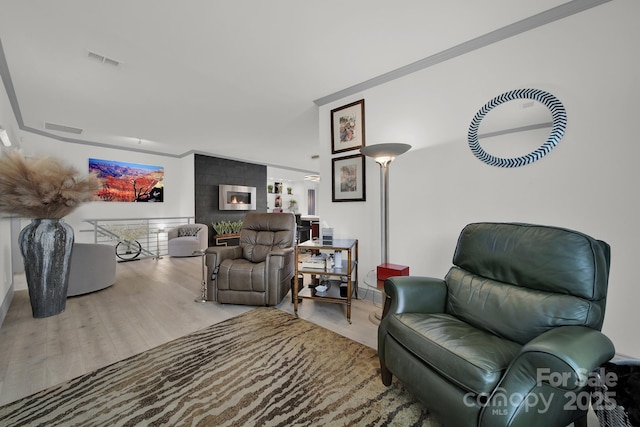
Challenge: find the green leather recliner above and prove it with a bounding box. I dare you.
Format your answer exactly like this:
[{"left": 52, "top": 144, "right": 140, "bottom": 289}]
[{"left": 378, "top": 222, "right": 615, "bottom": 427}]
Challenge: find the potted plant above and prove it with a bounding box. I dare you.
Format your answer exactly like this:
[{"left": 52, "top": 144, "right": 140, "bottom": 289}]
[
  {"left": 267, "top": 184, "right": 273, "bottom": 193},
  {"left": 212, "top": 220, "right": 243, "bottom": 246},
  {"left": 0, "top": 149, "right": 102, "bottom": 318},
  {"left": 288, "top": 199, "right": 298, "bottom": 212},
  {"left": 287, "top": 186, "right": 292, "bottom": 195},
  {"left": 212, "top": 220, "right": 243, "bottom": 236}
]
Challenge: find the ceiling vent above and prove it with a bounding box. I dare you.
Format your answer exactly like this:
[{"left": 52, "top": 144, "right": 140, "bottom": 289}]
[
  {"left": 44, "top": 122, "right": 83, "bottom": 134},
  {"left": 87, "top": 50, "right": 120, "bottom": 67}
]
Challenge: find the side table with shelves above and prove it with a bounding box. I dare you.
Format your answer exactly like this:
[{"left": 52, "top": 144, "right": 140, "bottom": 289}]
[{"left": 294, "top": 239, "right": 358, "bottom": 323}]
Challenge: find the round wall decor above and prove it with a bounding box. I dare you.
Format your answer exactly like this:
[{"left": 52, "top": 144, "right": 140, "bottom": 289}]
[{"left": 467, "top": 88, "right": 567, "bottom": 167}]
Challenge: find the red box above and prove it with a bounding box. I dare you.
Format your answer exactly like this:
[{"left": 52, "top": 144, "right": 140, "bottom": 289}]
[{"left": 376, "top": 263, "right": 409, "bottom": 288}]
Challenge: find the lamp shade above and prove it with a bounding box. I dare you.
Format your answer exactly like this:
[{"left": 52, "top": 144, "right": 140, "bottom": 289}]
[{"left": 360, "top": 143, "right": 411, "bottom": 165}]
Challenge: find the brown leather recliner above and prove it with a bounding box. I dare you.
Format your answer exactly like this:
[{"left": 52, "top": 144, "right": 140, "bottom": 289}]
[{"left": 205, "top": 212, "right": 295, "bottom": 306}]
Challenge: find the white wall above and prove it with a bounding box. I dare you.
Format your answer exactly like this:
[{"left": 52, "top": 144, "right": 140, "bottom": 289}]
[
  {"left": 0, "top": 84, "right": 195, "bottom": 310},
  {"left": 319, "top": 0, "right": 640, "bottom": 357},
  {"left": 0, "top": 218, "right": 12, "bottom": 324},
  {"left": 17, "top": 135, "right": 195, "bottom": 243},
  {"left": 0, "top": 62, "right": 21, "bottom": 324}
]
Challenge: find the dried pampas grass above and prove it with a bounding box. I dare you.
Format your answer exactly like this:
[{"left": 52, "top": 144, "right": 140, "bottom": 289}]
[{"left": 0, "top": 149, "right": 102, "bottom": 219}]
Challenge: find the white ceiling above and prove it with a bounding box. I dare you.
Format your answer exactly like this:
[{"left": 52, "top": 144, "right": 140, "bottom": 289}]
[{"left": 0, "top": 0, "right": 584, "bottom": 173}]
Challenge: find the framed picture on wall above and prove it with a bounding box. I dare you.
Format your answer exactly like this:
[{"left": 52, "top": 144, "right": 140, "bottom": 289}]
[
  {"left": 89, "top": 158, "right": 164, "bottom": 202},
  {"left": 331, "top": 99, "right": 365, "bottom": 154},
  {"left": 332, "top": 154, "right": 366, "bottom": 202}
]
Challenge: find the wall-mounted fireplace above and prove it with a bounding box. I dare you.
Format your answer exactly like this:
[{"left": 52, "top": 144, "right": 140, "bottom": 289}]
[{"left": 219, "top": 184, "right": 256, "bottom": 210}]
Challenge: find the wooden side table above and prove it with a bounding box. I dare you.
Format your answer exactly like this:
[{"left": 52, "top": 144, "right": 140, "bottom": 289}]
[{"left": 294, "top": 239, "right": 358, "bottom": 323}]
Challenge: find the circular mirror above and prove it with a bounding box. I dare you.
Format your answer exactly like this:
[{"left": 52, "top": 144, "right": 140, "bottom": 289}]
[{"left": 467, "top": 89, "right": 567, "bottom": 167}]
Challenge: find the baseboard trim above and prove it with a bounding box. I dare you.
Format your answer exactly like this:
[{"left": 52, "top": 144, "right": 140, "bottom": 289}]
[
  {"left": 0, "top": 282, "right": 14, "bottom": 327},
  {"left": 612, "top": 353, "right": 640, "bottom": 363}
]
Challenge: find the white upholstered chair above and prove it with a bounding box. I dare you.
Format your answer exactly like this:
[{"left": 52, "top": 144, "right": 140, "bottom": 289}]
[
  {"left": 167, "top": 223, "right": 208, "bottom": 257},
  {"left": 67, "top": 243, "right": 116, "bottom": 296}
]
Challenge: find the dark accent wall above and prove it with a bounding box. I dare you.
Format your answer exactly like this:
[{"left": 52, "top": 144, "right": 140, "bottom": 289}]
[{"left": 194, "top": 154, "right": 267, "bottom": 245}]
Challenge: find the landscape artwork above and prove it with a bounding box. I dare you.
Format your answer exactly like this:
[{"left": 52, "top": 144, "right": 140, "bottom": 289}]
[{"left": 89, "top": 158, "right": 164, "bottom": 202}]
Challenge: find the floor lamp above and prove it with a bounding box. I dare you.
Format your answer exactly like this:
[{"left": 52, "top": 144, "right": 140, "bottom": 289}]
[{"left": 360, "top": 143, "right": 411, "bottom": 324}]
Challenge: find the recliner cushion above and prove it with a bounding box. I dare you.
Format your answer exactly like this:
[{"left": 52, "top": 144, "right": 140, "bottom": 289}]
[
  {"left": 452, "top": 222, "right": 610, "bottom": 300},
  {"left": 240, "top": 213, "right": 295, "bottom": 263},
  {"left": 387, "top": 312, "right": 521, "bottom": 395},
  {"left": 217, "top": 258, "right": 266, "bottom": 292},
  {"left": 446, "top": 266, "right": 597, "bottom": 344},
  {"left": 241, "top": 230, "right": 281, "bottom": 263}
]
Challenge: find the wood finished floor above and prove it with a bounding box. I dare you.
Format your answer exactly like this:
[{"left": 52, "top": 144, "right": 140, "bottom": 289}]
[{"left": 0, "top": 256, "right": 381, "bottom": 406}]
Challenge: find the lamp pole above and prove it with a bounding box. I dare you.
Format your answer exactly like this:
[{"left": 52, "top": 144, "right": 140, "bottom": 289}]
[
  {"left": 193, "top": 249, "right": 208, "bottom": 303},
  {"left": 361, "top": 143, "right": 411, "bottom": 268},
  {"left": 153, "top": 229, "right": 165, "bottom": 260},
  {"left": 361, "top": 143, "right": 411, "bottom": 325},
  {"left": 379, "top": 158, "right": 391, "bottom": 265}
]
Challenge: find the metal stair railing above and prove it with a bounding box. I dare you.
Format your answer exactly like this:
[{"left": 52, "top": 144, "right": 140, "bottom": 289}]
[{"left": 82, "top": 216, "right": 196, "bottom": 260}]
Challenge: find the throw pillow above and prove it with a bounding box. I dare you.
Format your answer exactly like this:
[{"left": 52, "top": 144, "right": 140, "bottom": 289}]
[{"left": 178, "top": 227, "right": 201, "bottom": 237}]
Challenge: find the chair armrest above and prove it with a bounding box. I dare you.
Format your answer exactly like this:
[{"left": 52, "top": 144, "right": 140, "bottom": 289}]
[
  {"left": 267, "top": 246, "right": 294, "bottom": 258},
  {"left": 266, "top": 247, "right": 294, "bottom": 272},
  {"left": 383, "top": 276, "right": 448, "bottom": 317},
  {"left": 266, "top": 247, "right": 295, "bottom": 277},
  {"left": 206, "top": 245, "right": 242, "bottom": 260},
  {"left": 378, "top": 276, "right": 447, "bottom": 369},
  {"left": 265, "top": 247, "right": 295, "bottom": 305},
  {"left": 480, "top": 326, "right": 615, "bottom": 426},
  {"left": 205, "top": 246, "right": 243, "bottom": 301},
  {"left": 518, "top": 326, "right": 616, "bottom": 391},
  {"left": 197, "top": 225, "right": 208, "bottom": 250},
  {"left": 167, "top": 228, "right": 179, "bottom": 239}
]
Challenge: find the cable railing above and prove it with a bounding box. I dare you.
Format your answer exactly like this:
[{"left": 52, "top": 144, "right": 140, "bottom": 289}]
[{"left": 82, "top": 217, "right": 196, "bottom": 261}]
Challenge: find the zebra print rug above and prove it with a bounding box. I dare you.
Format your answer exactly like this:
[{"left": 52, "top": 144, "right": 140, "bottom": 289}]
[{"left": 0, "top": 308, "right": 438, "bottom": 426}]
